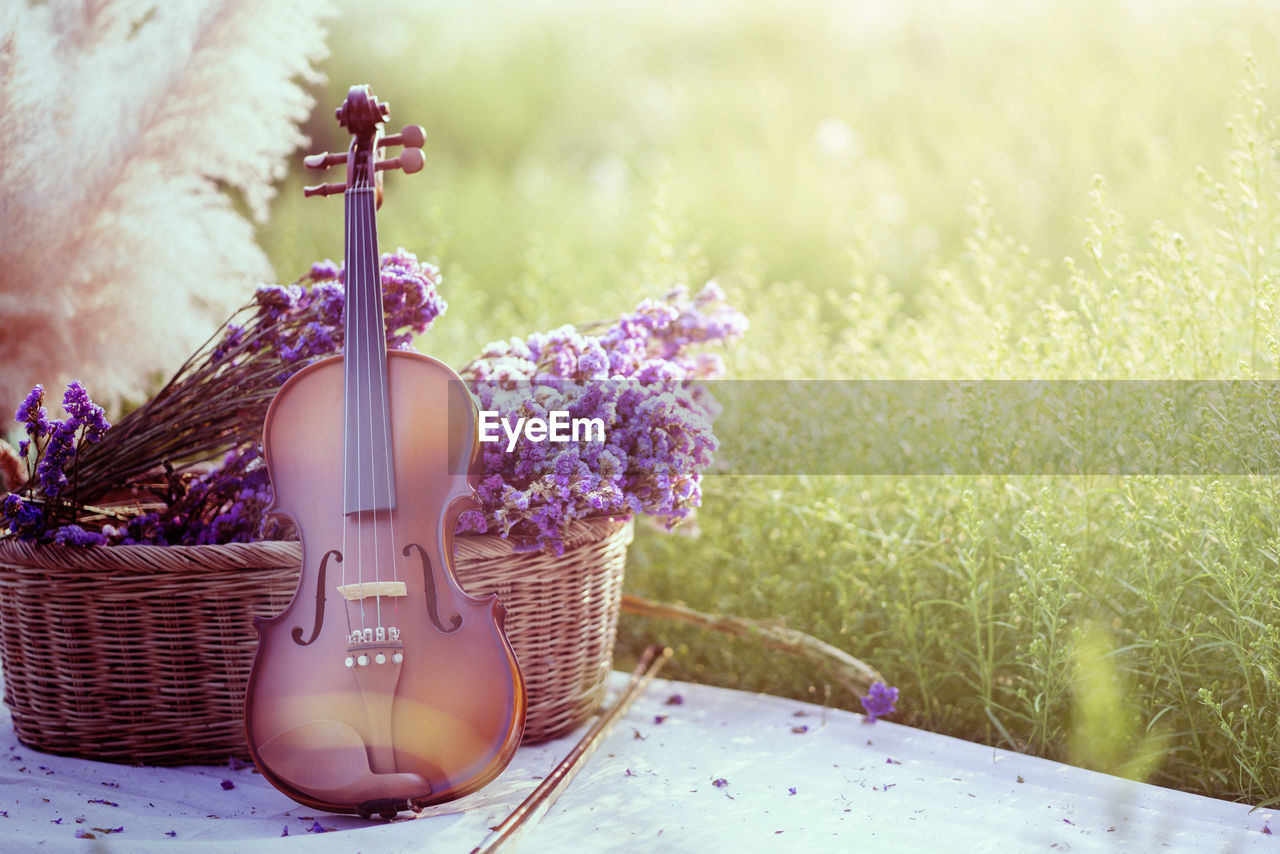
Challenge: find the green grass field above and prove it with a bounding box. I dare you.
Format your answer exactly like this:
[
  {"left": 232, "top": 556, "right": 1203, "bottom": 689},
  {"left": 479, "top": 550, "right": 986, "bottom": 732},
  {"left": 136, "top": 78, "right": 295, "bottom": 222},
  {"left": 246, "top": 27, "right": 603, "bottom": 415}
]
[{"left": 263, "top": 0, "right": 1280, "bottom": 804}]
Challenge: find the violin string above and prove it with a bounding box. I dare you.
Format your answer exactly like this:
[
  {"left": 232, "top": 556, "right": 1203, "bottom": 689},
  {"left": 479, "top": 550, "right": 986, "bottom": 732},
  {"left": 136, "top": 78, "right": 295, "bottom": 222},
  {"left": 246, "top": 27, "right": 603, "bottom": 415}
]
[
  {"left": 358, "top": 154, "right": 384, "bottom": 634},
  {"left": 341, "top": 168, "right": 352, "bottom": 639},
  {"left": 369, "top": 139, "right": 401, "bottom": 632},
  {"left": 353, "top": 159, "right": 367, "bottom": 636}
]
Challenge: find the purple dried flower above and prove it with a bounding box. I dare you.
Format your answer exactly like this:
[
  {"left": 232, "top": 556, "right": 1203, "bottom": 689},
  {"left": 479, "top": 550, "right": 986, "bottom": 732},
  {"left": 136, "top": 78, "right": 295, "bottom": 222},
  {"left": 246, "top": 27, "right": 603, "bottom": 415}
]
[
  {"left": 712, "top": 778, "right": 728, "bottom": 788},
  {"left": 15, "top": 384, "right": 49, "bottom": 437},
  {"left": 235, "top": 249, "right": 445, "bottom": 390},
  {"left": 4, "top": 381, "right": 115, "bottom": 543},
  {"left": 36, "top": 420, "right": 76, "bottom": 498},
  {"left": 861, "top": 682, "right": 899, "bottom": 723},
  {"left": 61, "top": 381, "right": 110, "bottom": 441},
  {"left": 52, "top": 525, "right": 107, "bottom": 547},
  {"left": 220, "top": 779, "right": 235, "bottom": 791},
  {"left": 118, "top": 512, "right": 163, "bottom": 546},
  {"left": 2, "top": 494, "right": 44, "bottom": 541},
  {"left": 310, "top": 259, "right": 341, "bottom": 279},
  {"left": 457, "top": 508, "right": 488, "bottom": 534},
  {"left": 456, "top": 285, "right": 743, "bottom": 552}
]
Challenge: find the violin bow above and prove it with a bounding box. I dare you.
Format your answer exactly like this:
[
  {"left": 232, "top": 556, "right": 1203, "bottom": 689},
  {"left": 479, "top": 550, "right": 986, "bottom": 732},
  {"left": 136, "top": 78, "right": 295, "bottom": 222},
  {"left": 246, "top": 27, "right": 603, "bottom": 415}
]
[{"left": 471, "top": 644, "right": 673, "bottom": 853}]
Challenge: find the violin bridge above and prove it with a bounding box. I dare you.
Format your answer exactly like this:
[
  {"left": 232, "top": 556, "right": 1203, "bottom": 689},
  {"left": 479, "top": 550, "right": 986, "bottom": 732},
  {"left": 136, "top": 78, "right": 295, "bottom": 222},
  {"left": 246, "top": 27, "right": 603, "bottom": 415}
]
[{"left": 336, "top": 581, "right": 408, "bottom": 601}]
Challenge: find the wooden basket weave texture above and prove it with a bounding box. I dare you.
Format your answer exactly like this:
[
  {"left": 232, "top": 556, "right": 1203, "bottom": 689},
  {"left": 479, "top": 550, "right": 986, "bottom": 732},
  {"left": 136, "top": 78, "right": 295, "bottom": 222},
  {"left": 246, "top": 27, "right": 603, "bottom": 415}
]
[
  {"left": 0, "top": 516, "right": 631, "bottom": 764},
  {"left": 453, "top": 516, "right": 632, "bottom": 743}
]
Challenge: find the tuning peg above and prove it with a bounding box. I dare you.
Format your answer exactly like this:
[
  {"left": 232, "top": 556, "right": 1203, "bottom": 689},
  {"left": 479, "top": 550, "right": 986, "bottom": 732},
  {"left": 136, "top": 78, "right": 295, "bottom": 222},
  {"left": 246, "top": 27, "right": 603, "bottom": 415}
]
[
  {"left": 303, "top": 181, "right": 347, "bottom": 198},
  {"left": 381, "top": 125, "right": 425, "bottom": 149},
  {"left": 303, "top": 151, "right": 347, "bottom": 170},
  {"left": 375, "top": 147, "right": 425, "bottom": 175}
]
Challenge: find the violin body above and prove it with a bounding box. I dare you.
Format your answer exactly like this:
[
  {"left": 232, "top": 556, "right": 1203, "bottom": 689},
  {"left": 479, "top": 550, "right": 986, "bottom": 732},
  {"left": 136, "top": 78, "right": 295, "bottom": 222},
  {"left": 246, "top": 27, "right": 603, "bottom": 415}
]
[
  {"left": 246, "top": 352, "right": 525, "bottom": 815},
  {"left": 244, "top": 85, "right": 525, "bottom": 817}
]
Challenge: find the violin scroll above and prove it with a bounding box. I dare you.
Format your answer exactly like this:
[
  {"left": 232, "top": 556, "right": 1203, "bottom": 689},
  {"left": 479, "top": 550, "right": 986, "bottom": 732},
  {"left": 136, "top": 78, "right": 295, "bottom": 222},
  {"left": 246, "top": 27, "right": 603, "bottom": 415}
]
[{"left": 302, "top": 85, "right": 427, "bottom": 202}]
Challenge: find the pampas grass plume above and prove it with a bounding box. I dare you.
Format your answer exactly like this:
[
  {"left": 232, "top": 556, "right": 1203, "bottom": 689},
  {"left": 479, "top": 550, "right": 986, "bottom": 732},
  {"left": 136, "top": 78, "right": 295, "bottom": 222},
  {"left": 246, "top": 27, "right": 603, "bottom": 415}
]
[{"left": 0, "top": 0, "right": 332, "bottom": 411}]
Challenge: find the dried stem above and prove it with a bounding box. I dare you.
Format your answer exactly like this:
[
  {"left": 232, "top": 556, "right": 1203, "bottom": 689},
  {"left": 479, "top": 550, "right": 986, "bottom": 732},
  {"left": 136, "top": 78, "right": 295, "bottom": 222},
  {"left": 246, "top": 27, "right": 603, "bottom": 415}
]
[
  {"left": 619, "top": 593, "right": 882, "bottom": 700},
  {"left": 73, "top": 301, "right": 311, "bottom": 498}
]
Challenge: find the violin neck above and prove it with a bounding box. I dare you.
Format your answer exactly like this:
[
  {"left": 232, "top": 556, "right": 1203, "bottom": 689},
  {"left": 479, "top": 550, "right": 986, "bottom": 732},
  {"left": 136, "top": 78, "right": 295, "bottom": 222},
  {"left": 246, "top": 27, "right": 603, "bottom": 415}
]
[{"left": 342, "top": 180, "right": 397, "bottom": 516}]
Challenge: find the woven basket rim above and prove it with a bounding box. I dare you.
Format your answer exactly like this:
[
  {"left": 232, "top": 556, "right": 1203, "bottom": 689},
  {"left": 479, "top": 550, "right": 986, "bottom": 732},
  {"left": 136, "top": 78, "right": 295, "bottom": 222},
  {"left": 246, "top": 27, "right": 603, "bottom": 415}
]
[
  {"left": 0, "top": 537, "right": 301, "bottom": 573},
  {"left": 454, "top": 514, "right": 632, "bottom": 559},
  {"left": 0, "top": 514, "right": 634, "bottom": 569}
]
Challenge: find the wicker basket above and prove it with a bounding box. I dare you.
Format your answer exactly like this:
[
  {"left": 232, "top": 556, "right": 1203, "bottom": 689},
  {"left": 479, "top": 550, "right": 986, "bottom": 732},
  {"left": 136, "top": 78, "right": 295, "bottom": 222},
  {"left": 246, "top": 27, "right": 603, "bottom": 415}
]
[{"left": 0, "top": 516, "right": 631, "bottom": 764}]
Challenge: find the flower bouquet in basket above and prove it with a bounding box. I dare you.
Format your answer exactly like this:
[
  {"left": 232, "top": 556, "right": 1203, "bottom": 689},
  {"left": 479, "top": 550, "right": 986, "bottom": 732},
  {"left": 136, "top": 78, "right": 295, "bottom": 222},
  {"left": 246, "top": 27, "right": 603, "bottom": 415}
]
[{"left": 0, "top": 250, "right": 748, "bottom": 759}]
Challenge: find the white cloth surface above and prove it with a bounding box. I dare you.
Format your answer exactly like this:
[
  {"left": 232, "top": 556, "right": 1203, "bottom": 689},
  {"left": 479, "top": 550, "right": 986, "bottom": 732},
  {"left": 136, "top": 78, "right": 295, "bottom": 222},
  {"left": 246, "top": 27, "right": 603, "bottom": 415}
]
[{"left": 0, "top": 670, "right": 1274, "bottom": 853}]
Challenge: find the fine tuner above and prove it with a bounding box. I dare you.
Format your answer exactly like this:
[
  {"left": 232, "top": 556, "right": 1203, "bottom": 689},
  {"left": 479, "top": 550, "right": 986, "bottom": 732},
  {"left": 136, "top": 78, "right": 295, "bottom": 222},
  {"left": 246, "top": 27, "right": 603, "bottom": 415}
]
[{"left": 303, "top": 124, "right": 426, "bottom": 200}]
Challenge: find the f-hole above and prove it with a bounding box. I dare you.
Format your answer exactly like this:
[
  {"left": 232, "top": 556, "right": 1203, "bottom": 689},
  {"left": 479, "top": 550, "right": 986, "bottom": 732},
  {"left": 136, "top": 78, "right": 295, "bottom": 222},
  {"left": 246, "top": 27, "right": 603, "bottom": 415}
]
[
  {"left": 403, "top": 543, "right": 462, "bottom": 634},
  {"left": 292, "top": 549, "right": 341, "bottom": 646}
]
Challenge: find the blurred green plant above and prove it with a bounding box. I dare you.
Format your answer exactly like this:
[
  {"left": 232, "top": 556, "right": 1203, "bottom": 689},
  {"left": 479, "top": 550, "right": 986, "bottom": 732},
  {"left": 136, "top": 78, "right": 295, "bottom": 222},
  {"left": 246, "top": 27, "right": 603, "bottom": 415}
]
[
  {"left": 262, "top": 0, "right": 1280, "bottom": 804},
  {"left": 1068, "top": 623, "right": 1171, "bottom": 782}
]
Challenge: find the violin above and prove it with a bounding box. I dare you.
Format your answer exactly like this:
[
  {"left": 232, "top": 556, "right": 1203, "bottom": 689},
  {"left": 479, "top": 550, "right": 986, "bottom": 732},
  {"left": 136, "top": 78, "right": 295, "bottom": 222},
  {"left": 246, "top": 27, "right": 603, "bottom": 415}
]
[{"left": 245, "top": 85, "right": 526, "bottom": 819}]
